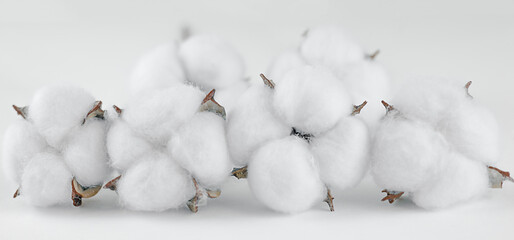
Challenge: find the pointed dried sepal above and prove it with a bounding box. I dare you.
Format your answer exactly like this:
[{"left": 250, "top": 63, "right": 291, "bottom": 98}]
[
  {"left": 113, "top": 105, "right": 123, "bottom": 116},
  {"left": 13, "top": 188, "right": 20, "bottom": 198},
  {"left": 367, "top": 49, "right": 380, "bottom": 60},
  {"left": 488, "top": 166, "right": 514, "bottom": 189},
  {"left": 465, "top": 81, "right": 473, "bottom": 98},
  {"left": 352, "top": 101, "right": 368, "bottom": 116},
  {"left": 104, "top": 175, "right": 121, "bottom": 191},
  {"left": 199, "top": 89, "right": 226, "bottom": 120},
  {"left": 71, "top": 178, "right": 101, "bottom": 207},
  {"left": 381, "top": 189, "right": 404, "bottom": 204},
  {"left": 290, "top": 127, "right": 313, "bottom": 142},
  {"left": 206, "top": 189, "right": 221, "bottom": 199},
  {"left": 187, "top": 178, "right": 202, "bottom": 213},
  {"left": 324, "top": 188, "right": 335, "bottom": 212},
  {"left": 82, "top": 101, "right": 105, "bottom": 125},
  {"left": 231, "top": 166, "right": 248, "bottom": 179},
  {"left": 381, "top": 100, "right": 395, "bottom": 114},
  {"left": 260, "top": 73, "right": 275, "bottom": 89},
  {"left": 13, "top": 105, "right": 29, "bottom": 119}
]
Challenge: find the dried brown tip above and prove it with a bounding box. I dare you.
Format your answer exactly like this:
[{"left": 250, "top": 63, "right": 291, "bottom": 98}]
[
  {"left": 13, "top": 188, "right": 20, "bottom": 198},
  {"left": 113, "top": 105, "right": 123, "bottom": 116},
  {"left": 186, "top": 178, "right": 202, "bottom": 213},
  {"left": 104, "top": 175, "right": 121, "bottom": 191},
  {"left": 260, "top": 73, "right": 275, "bottom": 89},
  {"left": 381, "top": 189, "right": 404, "bottom": 204},
  {"left": 13, "top": 105, "right": 28, "bottom": 119},
  {"left": 199, "top": 89, "right": 227, "bottom": 119},
  {"left": 206, "top": 189, "right": 221, "bottom": 199},
  {"left": 352, "top": 101, "right": 368, "bottom": 116},
  {"left": 488, "top": 166, "right": 514, "bottom": 188},
  {"left": 324, "top": 188, "right": 335, "bottom": 212},
  {"left": 381, "top": 100, "right": 395, "bottom": 113},
  {"left": 465, "top": 81, "right": 473, "bottom": 98},
  {"left": 368, "top": 49, "right": 380, "bottom": 60},
  {"left": 231, "top": 166, "right": 248, "bottom": 179},
  {"left": 83, "top": 101, "right": 105, "bottom": 125},
  {"left": 71, "top": 178, "right": 101, "bottom": 207}
]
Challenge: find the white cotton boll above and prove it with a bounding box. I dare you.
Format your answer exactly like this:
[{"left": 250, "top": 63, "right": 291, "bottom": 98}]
[
  {"left": 441, "top": 103, "right": 500, "bottom": 165},
  {"left": 371, "top": 117, "right": 448, "bottom": 193},
  {"left": 248, "top": 136, "right": 325, "bottom": 213},
  {"left": 129, "top": 43, "right": 186, "bottom": 95},
  {"left": 273, "top": 66, "right": 352, "bottom": 134},
  {"left": 106, "top": 119, "right": 154, "bottom": 172},
  {"left": 169, "top": 112, "right": 231, "bottom": 190},
  {"left": 21, "top": 151, "right": 72, "bottom": 207},
  {"left": 116, "top": 152, "right": 195, "bottom": 211},
  {"left": 29, "top": 85, "right": 96, "bottom": 149},
  {"left": 122, "top": 85, "right": 204, "bottom": 145},
  {"left": 213, "top": 80, "right": 249, "bottom": 114},
  {"left": 3, "top": 119, "right": 47, "bottom": 184},
  {"left": 338, "top": 60, "right": 391, "bottom": 127},
  {"left": 412, "top": 152, "right": 489, "bottom": 209},
  {"left": 310, "top": 117, "right": 370, "bottom": 190},
  {"left": 179, "top": 34, "right": 245, "bottom": 91},
  {"left": 266, "top": 50, "right": 306, "bottom": 82},
  {"left": 226, "top": 85, "right": 290, "bottom": 166},
  {"left": 300, "top": 25, "right": 364, "bottom": 71},
  {"left": 63, "top": 119, "right": 109, "bottom": 186}
]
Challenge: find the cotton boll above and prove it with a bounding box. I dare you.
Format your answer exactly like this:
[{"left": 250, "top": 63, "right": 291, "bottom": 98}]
[
  {"left": 129, "top": 43, "right": 186, "bottom": 95},
  {"left": 21, "top": 151, "right": 72, "bottom": 207},
  {"left": 122, "top": 85, "right": 204, "bottom": 145},
  {"left": 169, "top": 112, "right": 231, "bottom": 190},
  {"left": 310, "top": 117, "right": 370, "bottom": 190},
  {"left": 412, "top": 152, "right": 489, "bottom": 209},
  {"left": 29, "top": 86, "right": 96, "bottom": 149},
  {"left": 266, "top": 50, "right": 306, "bottom": 82},
  {"left": 441, "top": 103, "right": 500, "bottom": 165},
  {"left": 106, "top": 119, "right": 154, "bottom": 172},
  {"left": 213, "top": 80, "right": 249, "bottom": 114},
  {"left": 338, "top": 60, "right": 391, "bottom": 127},
  {"left": 226, "top": 85, "right": 290, "bottom": 166},
  {"left": 248, "top": 136, "right": 325, "bottom": 213},
  {"left": 3, "top": 119, "right": 47, "bottom": 184},
  {"left": 273, "top": 66, "right": 352, "bottom": 134},
  {"left": 63, "top": 119, "right": 110, "bottom": 186},
  {"left": 300, "top": 25, "right": 364, "bottom": 71},
  {"left": 371, "top": 117, "right": 448, "bottom": 193},
  {"left": 179, "top": 35, "right": 245, "bottom": 91},
  {"left": 116, "top": 152, "right": 195, "bottom": 211}
]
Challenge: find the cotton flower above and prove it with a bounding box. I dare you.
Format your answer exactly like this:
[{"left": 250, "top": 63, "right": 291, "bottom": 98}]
[
  {"left": 371, "top": 78, "right": 512, "bottom": 209},
  {"left": 3, "top": 86, "right": 110, "bottom": 207},
  {"left": 227, "top": 66, "right": 370, "bottom": 213}
]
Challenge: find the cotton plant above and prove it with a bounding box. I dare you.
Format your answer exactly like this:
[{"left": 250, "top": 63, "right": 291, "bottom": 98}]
[
  {"left": 105, "top": 85, "right": 231, "bottom": 212},
  {"left": 267, "top": 25, "right": 390, "bottom": 127},
  {"left": 227, "top": 66, "right": 370, "bottom": 213},
  {"left": 129, "top": 31, "right": 248, "bottom": 114},
  {"left": 371, "top": 78, "right": 512, "bottom": 209},
  {"left": 3, "top": 86, "right": 110, "bottom": 207}
]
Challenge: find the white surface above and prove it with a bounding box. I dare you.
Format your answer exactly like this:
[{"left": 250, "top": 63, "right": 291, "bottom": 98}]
[{"left": 0, "top": 0, "right": 513, "bottom": 239}]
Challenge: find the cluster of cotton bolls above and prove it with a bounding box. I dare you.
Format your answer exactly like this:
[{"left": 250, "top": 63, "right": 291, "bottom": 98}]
[
  {"left": 3, "top": 86, "right": 110, "bottom": 207},
  {"left": 266, "top": 25, "right": 390, "bottom": 127},
  {"left": 227, "top": 65, "right": 370, "bottom": 213},
  {"left": 105, "top": 85, "right": 231, "bottom": 212},
  {"left": 371, "top": 78, "right": 513, "bottom": 209},
  {"left": 129, "top": 31, "right": 248, "bottom": 114}
]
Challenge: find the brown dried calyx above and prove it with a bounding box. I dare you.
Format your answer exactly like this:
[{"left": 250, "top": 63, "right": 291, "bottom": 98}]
[
  {"left": 352, "top": 101, "right": 368, "bottom": 116},
  {"left": 465, "top": 81, "right": 473, "bottom": 98},
  {"left": 198, "top": 89, "right": 226, "bottom": 120},
  {"left": 290, "top": 127, "right": 314, "bottom": 142},
  {"left": 13, "top": 105, "right": 29, "bottom": 119},
  {"left": 488, "top": 166, "right": 514, "bottom": 188},
  {"left": 113, "top": 105, "right": 123, "bottom": 116},
  {"left": 381, "top": 189, "right": 404, "bottom": 204},
  {"left": 260, "top": 73, "right": 275, "bottom": 89},
  {"left": 71, "top": 178, "right": 102, "bottom": 207},
  {"left": 367, "top": 49, "right": 380, "bottom": 60},
  {"left": 231, "top": 166, "right": 248, "bottom": 179},
  {"left": 324, "top": 188, "right": 335, "bottom": 212},
  {"left": 82, "top": 101, "right": 105, "bottom": 125},
  {"left": 13, "top": 188, "right": 20, "bottom": 198},
  {"left": 104, "top": 175, "right": 121, "bottom": 191}
]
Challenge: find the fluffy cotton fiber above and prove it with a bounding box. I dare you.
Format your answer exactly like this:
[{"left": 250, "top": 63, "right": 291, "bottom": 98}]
[
  {"left": 371, "top": 77, "right": 501, "bottom": 208},
  {"left": 248, "top": 137, "right": 325, "bottom": 213},
  {"left": 3, "top": 85, "right": 111, "bottom": 207}
]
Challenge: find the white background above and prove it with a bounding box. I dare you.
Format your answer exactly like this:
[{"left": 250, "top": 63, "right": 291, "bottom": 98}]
[{"left": 1, "top": 0, "right": 513, "bottom": 239}]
